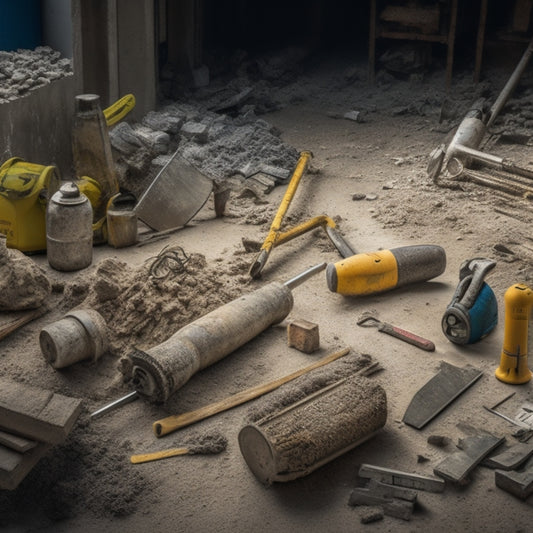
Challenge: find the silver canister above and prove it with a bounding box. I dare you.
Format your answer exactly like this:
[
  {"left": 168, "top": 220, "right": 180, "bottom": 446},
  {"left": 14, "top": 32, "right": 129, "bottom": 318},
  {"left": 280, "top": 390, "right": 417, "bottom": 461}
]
[{"left": 46, "top": 182, "right": 93, "bottom": 271}]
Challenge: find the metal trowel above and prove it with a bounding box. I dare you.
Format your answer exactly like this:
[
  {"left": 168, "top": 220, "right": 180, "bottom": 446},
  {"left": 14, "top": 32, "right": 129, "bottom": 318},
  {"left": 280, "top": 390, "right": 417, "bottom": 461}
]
[{"left": 134, "top": 150, "right": 213, "bottom": 231}]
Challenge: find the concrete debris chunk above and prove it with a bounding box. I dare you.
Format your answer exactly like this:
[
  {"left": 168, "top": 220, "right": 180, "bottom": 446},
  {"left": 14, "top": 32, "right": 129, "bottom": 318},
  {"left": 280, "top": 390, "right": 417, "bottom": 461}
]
[
  {"left": 133, "top": 125, "right": 170, "bottom": 154},
  {"left": 367, "top": 479, "right": 418, "bottom": 502},
  {"left": 142, "top": 111, "right": 183, "bottom": 134},
  {"left": 358, "top": 463, "right": 445, "bottom": 493},
  {"left": 359, "top": 507, "right": 384, "bottom": 524},
  {"left": 495, "top": 457, "right": 533, "bottom": 500},
  {"left": 434, "top": 433, "right": 505, "bottom": 484},
  {"left": 484, "top": 442, "right": 533, "bottom": 471},
  {"left": 0, "top": 378, "right": 82, "bottom": 444},
  {"left": 181, "top": 121, "right": 209, "bottom": 143},
  {"left": 109, "top": 121, "right": 143, "bottom": 155},
  {"left": 0, "top": 239, "right": 51, "bottom": 311},
  {"left": 348, "top": 488, "right": 415, "bottom": 521},
  {"left": 0, "top": 442, "right": 52, "bottom": 490}
]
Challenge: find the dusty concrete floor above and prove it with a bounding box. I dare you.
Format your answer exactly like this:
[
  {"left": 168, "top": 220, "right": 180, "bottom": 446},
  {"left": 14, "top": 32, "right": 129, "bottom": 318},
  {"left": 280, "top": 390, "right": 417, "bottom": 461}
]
[{"left": 2, "top": 52, "right": 533, "bottom": 531}]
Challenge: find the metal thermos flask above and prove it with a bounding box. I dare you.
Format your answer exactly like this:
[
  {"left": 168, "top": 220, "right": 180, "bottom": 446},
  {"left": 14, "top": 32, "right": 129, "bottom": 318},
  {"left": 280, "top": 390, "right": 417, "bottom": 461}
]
[{"left": 46, "top": 182, "right": 93, "bottom": 271}]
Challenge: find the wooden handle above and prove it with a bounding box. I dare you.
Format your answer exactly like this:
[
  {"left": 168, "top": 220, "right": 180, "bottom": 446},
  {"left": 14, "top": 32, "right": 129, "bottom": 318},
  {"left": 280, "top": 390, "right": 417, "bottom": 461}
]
[
  {"left": 130, "top": 447, "right": 189, "bottom": 464},
  {"left": 153, "top": 347, "right": 351, "bottom": 438}
]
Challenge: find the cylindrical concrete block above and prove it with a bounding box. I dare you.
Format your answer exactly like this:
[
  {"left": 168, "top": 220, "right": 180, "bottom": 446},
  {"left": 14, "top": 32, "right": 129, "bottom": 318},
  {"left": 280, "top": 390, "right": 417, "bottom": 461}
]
[
  {"left": 107, "top": 209, "right": 138, "bottom": 248},
  {"left": 238, "top": 374, "right": 387, "bottom": 484},
  {"left": 39, "top": 309, "right": 109, "bottom": 369}
]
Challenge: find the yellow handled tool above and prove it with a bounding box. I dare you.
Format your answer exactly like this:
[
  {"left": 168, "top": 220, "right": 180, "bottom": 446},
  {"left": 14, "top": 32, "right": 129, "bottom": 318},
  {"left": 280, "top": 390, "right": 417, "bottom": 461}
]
[
  {"left": 103, "top": 94, "right": 136, "bottom": 127},
  {"left": 131, "top": 447, "right": 190, "bottom": 464},
  {"left": 326, "top": 245, "right": 446, "bottom": 296},
  {"left": 249, "top": 151, "right": 354, "bottom": 278}
]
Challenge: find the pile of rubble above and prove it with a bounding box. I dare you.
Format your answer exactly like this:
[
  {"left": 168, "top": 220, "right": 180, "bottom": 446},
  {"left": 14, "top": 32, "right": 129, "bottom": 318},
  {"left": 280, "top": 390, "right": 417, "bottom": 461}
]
[{"left": 0, "top": 47, "right": 72, "bottom": 103}]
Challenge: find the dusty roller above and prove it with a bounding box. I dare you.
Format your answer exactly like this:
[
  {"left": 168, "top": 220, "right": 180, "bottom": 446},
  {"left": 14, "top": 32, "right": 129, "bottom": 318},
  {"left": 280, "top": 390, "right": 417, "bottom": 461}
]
[
  {"left": 126, "top": 262, "right": 326, "bottom": 403},
  {"left": 238, "top": 373, "right": 387, "bottom": 484}
]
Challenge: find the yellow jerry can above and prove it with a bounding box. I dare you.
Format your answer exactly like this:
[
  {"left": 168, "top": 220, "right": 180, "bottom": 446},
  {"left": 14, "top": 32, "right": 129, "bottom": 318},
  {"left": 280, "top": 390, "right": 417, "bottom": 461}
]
[{"left": 0, "top": 157, "right": 61, "bottom": 252}]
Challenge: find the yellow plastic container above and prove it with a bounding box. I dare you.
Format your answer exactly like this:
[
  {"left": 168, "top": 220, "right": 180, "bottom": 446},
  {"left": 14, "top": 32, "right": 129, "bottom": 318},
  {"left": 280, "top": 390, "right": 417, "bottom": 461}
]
[{"left": 0, "top": 157, "right": 60, "bottom": 252}]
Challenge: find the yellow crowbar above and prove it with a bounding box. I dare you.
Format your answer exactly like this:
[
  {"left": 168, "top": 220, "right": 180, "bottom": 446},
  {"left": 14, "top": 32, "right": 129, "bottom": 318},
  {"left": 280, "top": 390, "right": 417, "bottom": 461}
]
[{"left": 249, "top": 151, "right": 355, "bottom": 278}]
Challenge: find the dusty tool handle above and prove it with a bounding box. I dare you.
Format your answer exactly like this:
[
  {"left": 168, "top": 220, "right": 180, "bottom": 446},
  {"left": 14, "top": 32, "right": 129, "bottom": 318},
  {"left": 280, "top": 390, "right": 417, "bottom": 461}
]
[
  {"left": 379, "top": 323, "right": 435, "bottom": 352},
  {"left": 130, "top": 447, "right": 189, "bottom": 464}
]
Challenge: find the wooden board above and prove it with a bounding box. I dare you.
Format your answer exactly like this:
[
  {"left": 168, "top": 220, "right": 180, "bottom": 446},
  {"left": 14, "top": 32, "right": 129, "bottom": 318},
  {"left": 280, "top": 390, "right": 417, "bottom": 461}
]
[{"left": 0, "top": 378, "right": 82, "bottom": 444}]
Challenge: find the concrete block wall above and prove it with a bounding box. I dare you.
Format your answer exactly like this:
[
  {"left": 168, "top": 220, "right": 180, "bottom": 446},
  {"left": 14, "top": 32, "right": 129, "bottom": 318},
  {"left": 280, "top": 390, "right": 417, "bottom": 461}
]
[{"left": 0, "top": 75, "right": 76, "bottom": 177}]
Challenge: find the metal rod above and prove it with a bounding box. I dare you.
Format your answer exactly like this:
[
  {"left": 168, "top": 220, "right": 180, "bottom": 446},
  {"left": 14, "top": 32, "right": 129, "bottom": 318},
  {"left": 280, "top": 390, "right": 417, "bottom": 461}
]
[
  {"left": 284, "top": 262, "right": 327, "bottom": 291},
  {"left": 90, "top": 391, "right": 139, "bottom": 419},
  {"left": 483, "top": 405, "right": 530, "bottom": 428},
  {"left": 487, "top": 35, "right": 533, "bottom": 128}
]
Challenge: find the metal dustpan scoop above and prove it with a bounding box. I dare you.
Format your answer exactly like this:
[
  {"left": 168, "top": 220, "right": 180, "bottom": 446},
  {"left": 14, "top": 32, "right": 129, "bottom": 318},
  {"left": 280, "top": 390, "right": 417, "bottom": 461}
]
[{"left": 134, "top": 151, "right": 213, "bottom": 231}]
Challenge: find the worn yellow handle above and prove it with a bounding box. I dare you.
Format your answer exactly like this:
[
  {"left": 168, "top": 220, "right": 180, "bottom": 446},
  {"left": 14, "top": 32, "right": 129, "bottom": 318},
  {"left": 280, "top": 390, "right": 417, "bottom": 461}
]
[
  {"left": 130, "top": 447, "right": 189, "bottom": 464},
  {"left": 103, "top": 94, "right": 136, "bottom": 127}
]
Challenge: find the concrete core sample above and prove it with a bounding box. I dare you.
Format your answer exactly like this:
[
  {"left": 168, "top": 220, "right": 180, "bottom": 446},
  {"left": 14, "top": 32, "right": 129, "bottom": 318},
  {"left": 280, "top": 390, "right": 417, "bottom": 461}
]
[{"left": 238, "top": 373, "right": 387, "bottom": 484}]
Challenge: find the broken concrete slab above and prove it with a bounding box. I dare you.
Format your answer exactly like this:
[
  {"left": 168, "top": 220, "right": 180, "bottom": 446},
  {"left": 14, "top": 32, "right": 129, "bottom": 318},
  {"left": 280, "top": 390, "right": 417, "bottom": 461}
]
[
  {"left": 0, "top": 379, "right": 82, "bottom": 444},
  {"left": 402, "top": 362, "right": 483, "bottom": 429},
  {"left": 0, "top": 430, "right": 37, "bottom": 453},
  {"left": 495, "top": 456, "right": 533, "bottom": 500},
  {"left": 348, "top": 488, "right": 414, "bottom": 521},
  {"left": 358, "top": 463, "right": 445, "bottom": 493},
  {"left": 434, "top": 433, "right": 506, "bottom": 484},
  {"left": 0, "top": 442, "right": 52, "bottom": 490},
  {"left": 483, "top": 442, "right": 533, "bottom": 470}
]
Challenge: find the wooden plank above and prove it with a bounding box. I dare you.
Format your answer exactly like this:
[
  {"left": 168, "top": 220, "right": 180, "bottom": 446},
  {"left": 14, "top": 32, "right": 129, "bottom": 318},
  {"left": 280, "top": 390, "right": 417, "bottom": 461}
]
[
  {"left": 434, "top": 434, "right": 505, "bottom": 484},
  {"left": 0, "top": 429, "right": 37, "bottom": 453},
  {"left": 0, "top": 442, "right": 52, "bottom": 491},
  {"left": 0, "top": 379, "right": 82, "bottom": 444},
  {"left": 358, "top": 463, "right": 445, "bottom": 493}
]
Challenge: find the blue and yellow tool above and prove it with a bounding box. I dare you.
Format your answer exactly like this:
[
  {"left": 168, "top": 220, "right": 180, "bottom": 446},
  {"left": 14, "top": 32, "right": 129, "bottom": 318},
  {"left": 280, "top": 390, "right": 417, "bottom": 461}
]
[{"left": 442, "top": 258, "right": 498, "bottom": 344}]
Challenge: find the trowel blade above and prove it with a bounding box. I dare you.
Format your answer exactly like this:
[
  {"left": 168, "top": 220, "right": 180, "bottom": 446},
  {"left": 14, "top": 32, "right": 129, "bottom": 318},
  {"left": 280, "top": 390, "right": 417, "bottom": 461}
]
[
  {"left": 134, "top": 151, "right": 213, "bottom": 231},
  {"left": 402, "top": 362, "right": 483, "bottom": 429}
]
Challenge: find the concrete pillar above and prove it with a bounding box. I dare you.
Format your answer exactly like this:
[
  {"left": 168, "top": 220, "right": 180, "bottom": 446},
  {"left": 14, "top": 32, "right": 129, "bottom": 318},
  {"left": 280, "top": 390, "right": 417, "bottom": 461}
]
[{"left": 72, "top": 0, "right": 156, "bottom": 118}]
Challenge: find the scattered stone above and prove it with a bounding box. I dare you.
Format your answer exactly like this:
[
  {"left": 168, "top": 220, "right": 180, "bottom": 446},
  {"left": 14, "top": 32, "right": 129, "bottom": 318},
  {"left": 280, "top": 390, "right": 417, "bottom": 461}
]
[
  {"left": 493, "top": 243, "right": 514, "bottom": 255},
  {"left": 343, "top": 110, "right": 365, "bottom": 122},
  {"left": 287, "top": 319, "right": 320, "bottom": 354},
  {"left": 181, "top": 121, "right": 209, "bottom": 143},
  {"left": 366, "top": 194, "right": 378, "bottom": 201},
  {"left": 360, "top": 507, "right": 384, "bottom": 524},
  {"left": 0, "top": 46, "right": 72, "bottom": 103},
  {"left": 352, "top": 193, "right": 366, "bottom": 201},
  {"left": 428, "top": 435, "right": 450, "bottom": 447}
]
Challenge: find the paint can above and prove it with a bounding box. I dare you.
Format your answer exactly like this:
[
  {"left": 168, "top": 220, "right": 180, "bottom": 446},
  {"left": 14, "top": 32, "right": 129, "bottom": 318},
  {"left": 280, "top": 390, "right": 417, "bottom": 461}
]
[{"left": 46, "top": 182, "right": 93, "bottom": 271}]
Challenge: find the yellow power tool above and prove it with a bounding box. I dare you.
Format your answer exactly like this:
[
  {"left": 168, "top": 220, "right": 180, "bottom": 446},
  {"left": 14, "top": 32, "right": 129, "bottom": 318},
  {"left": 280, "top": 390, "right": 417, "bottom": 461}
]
[
  {"left": 326, "top": 245, "right": 446, "bottom": 296},
  {"left": 495, "top": 283, "right": 533, "bottom": 384}
]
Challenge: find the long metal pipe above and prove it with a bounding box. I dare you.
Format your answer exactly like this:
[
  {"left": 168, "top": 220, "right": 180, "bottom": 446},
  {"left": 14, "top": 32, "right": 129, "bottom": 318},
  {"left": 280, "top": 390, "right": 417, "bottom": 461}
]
[{"left": 487, "top": 35, "right": 533, "bottom": 128}]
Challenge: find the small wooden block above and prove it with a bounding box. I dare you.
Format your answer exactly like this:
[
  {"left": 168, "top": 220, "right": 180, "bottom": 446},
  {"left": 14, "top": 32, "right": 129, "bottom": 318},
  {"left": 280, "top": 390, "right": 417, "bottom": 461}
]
[
  {"left": 287, "top": 319, "right": 319, "bottom": 353},
  {"left": 0, "top": 378, "right": 82, "bottom": 444}
]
